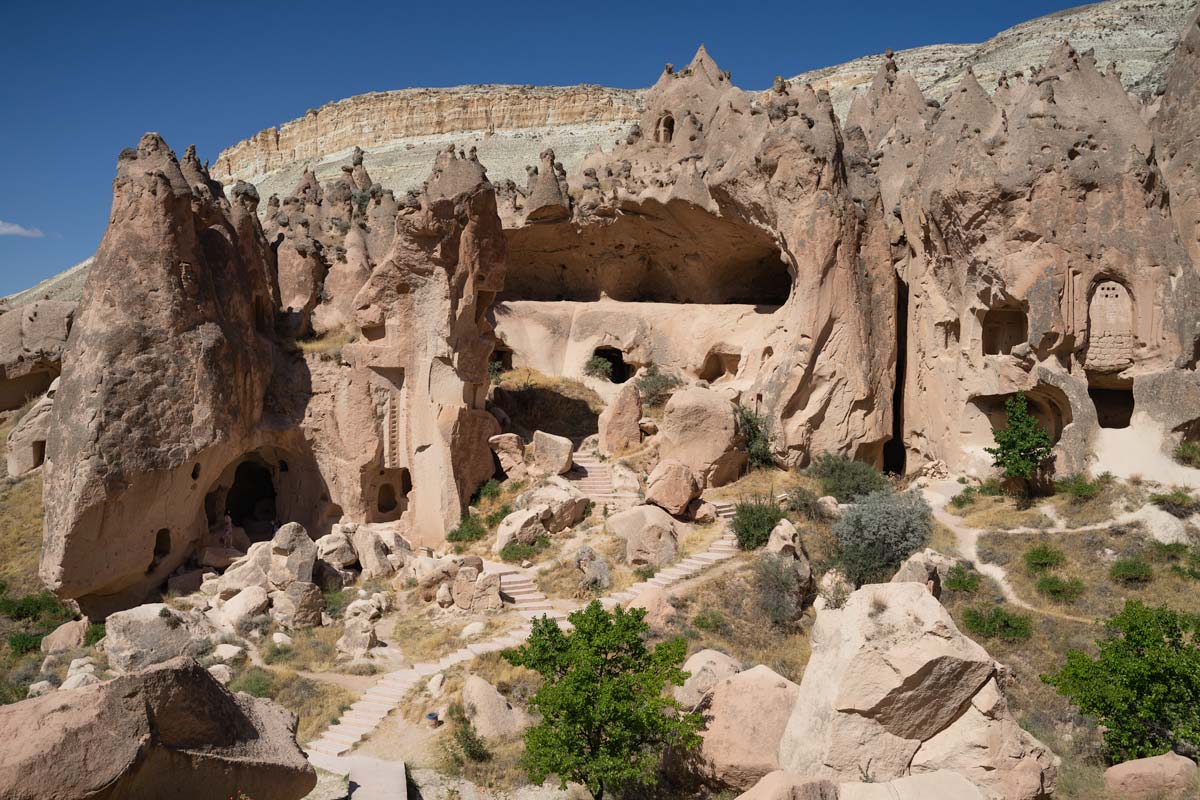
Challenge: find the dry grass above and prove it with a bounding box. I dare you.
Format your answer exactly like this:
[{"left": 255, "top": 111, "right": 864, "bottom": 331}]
[
  {"left": 1047, "top": 480, "right": 1144, "bottom": 528},
  {"left": 228, "top": 666, "right": 356, "bottom": 743},
  {"left": 955, "top": 494, "right": 1053, "bottom": 530},
  {"left": 391, "top": 609, "right": 518, "bottom": 664},
  {"left": 0, "top": 411, "right": 44, "bottom": 594},
  {"left": 658, "top": 560, "right": 813, "bottom": 683},
  {"left": 264, "top": 624, "right": 342, "bottom": 672},
  {"left": 929, "top": 521, "right": 961, "bottom": 557},
  {"left": 703, "top": 468, "right": 811, "bottom": 503},
  {"left": 294, "top": 326, "right": 354, "bottom": 359},
  {"left": 495, "top": 368, "right": 603, "bottom": 440}
]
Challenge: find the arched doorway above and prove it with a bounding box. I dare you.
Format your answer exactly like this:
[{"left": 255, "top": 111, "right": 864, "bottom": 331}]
[
  {"left": 590, "top": 346, "right": 631, "bottom": 383},
  {"left": 655, "top": 113, "right": 675, "bottom": 144},
  {"left": 221, "top": 459, "right": 278, "bottom": 541}
]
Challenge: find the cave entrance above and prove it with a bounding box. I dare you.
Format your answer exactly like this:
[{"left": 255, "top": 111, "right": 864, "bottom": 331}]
[
  {"left": 883, "top": 277, "right": 909, "bottom": 475},
  {"left": 224, "top": 460, "right": 278, "bottom": 541},
  {"left": 490, "top": 345, "right": 513, "bottom": 373},
  {"left": 591, "top": 347, "right": 631, "bottom": 383},
  {"left": 982, "top": 308, "right": 1027, "bottom": 356},
  {"left": 698, "top": 351, "right": 741, "bottom": 383},
  {"left": 375, "top": 467, "right": 412, "bottom": 520},
  {"left": 1089, "top": 385, "right": 1134, "bottom": 429},
  {"left": 656, "top": 113, "right": 675, "bottom": 144}
]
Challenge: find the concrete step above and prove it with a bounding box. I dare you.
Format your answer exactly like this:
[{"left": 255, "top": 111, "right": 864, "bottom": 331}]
[
  {"left": 331, "top": 718, "right": 378, "bottom": 734},
  {"left": 324, "top": 729, "right": 361, "bottom": 746},
  {"left": 351, "top": 700, "right": 394, "bottom": 714},
  {"left": 342, "top": 710, "right": 389, "bottom": 727},
  {"left": 308, "top": 739, "right": 351, "bottom": 757},
  {"left": 363, "top": 688, "right": 405, "bottom": 702}
]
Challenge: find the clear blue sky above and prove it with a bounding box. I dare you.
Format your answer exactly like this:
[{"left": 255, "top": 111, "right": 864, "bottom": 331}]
[{"left": 0, "top": 0, "right": 1090, "bottom": 296}]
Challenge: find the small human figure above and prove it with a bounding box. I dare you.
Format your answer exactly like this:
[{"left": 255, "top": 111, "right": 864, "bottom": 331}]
[{"left": 221, "top": 513, "right": 233, "bottom": 548}]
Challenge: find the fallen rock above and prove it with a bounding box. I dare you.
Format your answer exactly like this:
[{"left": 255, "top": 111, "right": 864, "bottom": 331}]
[
  {"left": 575, "top": 546, "right": 612, "bottom": 591},
  {"left": 766, "top": 519, "right": 802, "bottom": 558},
  {"left": 167, "top": 569, "right": 208, "bottom": 596},
  {"left": 219, "top": 586, "right": 271, "bottom": 633},
  {"left": 489, "top": 433, "right": 528, "bottom": 481},
  {"left": 315, "top": 530, "right": 358, "bottom": 569},
  {"left": 207, "top": 664, "right": 233, "bottom": 685},
  {"left": 598, "top": 382, "right": 642, "bottom": 455},
  {"left": 659, "top": 387, "right": 746, "bottom": 488},
  {"left": 626, "top": 585, "right": 677, "bottom": 628},
  {"left": 216, "top": 542, "right": 272, "bottom": 600},
  {"left": 0, "top": 657, "right": 316, "bottom": 800},
  {"left": 736, "top": 772, "right": 838, "bottom": 800},
  {"left": 40, "top": 618, "right": 88, "bottom": 654},
  {"left": 451, "top": 567, "right": 503, "bottom": 613},
  {"left": 200, "top": 547, "right": 244, "bottom": 570},
  {"left": 779, "top": 583, "right": 1056, "bottom": 798},
  {"left": 645, "top": 459, "right": 701, "bottom": 515},
  {"left": 351, "top": 525, "right": 394, "bottom": 580},
  {"left": 59, "top": 672, "right": 101, "bottom": 691},
  {"left": 532, "top": 430, "right": 573, "bottom": 475},
  {"left": 690, "top": 500, "right": 719, "bottom": 524},
  {"left": 462, "top": 675, "right": 531, "bottom": 740},
  {"left": 695, "top": 665, "right": 801, "bottom": 789},
  {"left": 269, "top": 581, "right": 324, "bottom": 629},
  {"left": 891, "top": 548, "right": 960, "bottom": 598},
  {"left": 492, "top": 508, "right": 547, "bottom": 554},
  {"left": 26, "top": 681, "right": 53, "bottom": 698},
  {"left": 1103, "top": 752, "right": 1197, "bottom": 800},
  {"left": 105, "top": 603, "right": 215, "bottom": 673},
  {"left": 676, "top": 648, "right": 741, "bottom": 709},
  {"left": 337, "top": 616, "right": 379, "bottom": 660},
  {"left": 608, "top": 504, "right": 680, "bottom": 566}
]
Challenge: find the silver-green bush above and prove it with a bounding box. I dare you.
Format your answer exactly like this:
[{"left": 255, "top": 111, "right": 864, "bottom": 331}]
[{"left": 833, "top": 490, "right": 932, "bottom": 586}]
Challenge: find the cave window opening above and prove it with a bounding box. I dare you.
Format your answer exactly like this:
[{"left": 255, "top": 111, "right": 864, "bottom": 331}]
[
  {"left": 883, "top": 278, "right": 909, "bottom": 475},
  {"left": 1089, "top": 386, "right": 1134, "bottom": 429},
  {"left": 225, "top": 460, "right": 278, "bottom": 542},
  {"left": 378, "top": 484, "right": 398, "bottom": 514},
  {"left": 279, "top": 460, "right": 289, "bottom": 473},
  {"left": 592, "top": 347, "right": 631, "bottom": 383},
  {"left": 147, "top": 527, "right": 171, "bottom": 574},
  {"left": 490, "top": 346, "right": 513, "bottom": 372},
  {"left": 31, "top": 441, "right": 45, "bottom": 469},
  {"left": 698, "top": 351, "right": 741, "bottom": 383},
  {"left": 656, "top": 113, "right": 675, "bottom": 144},
  {"left": 982, "top": 308, "right": 1027, "bottom": 356},
  {"left": 191, "top": 463, "right": 201, "bottom": 480}
]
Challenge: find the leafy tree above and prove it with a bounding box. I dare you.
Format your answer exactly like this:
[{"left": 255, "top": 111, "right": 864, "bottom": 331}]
[
  {"left": 1043, "top": 601, "right": 1200, "bottom": 762},
  {"left": 985, "top": 392, "right": 1053, "bottom": 492},
  {"left": 502, "top": 601, "right": 701, "bottom": 800},
  {"left": 735, "top": 405, "right": 773, "bottom": 469},
  {"left": 731, "top": 496, "right": 786, "bottom": 550}
]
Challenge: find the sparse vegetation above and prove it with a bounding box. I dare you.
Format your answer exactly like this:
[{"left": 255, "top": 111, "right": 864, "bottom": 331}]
[
  {"left": 691, "top": 609, "right": 727, "bottom": 633},
  {"left": 809, "top": 453, "right": 890, "bottom": 503},
  {"left": 735, "top": 405, "right": 773, "bottom": 470},
  {"left": 752, "top": 553, "right": 806, "bottom": 627},
  {"left": 499, "top": 535, "right": 550, "bottom": 563},
  {"left": 1054, "top": 473, "right": 1106, "bottom": 503},
  {"left": 1109, "top": 557, "right": 1153, "bottom": 585},
  {"left": 985, "top": 392, "right": 1053, "bottom": 494},
  {"left": 962, "top": 605, "right": 1033, "bottom": 641},
  {"left": 944, "top": 564, "right": 981, "bottom": 593},
  {"left": 635, "top": 364, "right": 681, "bottom": 408},
  {"left": 1023, "top": 544, "right": 1066, "bottom": 574},
  {"left": 1035, "top": 574, "right": 1085, "bottom": 602},
  {"left": 446, "top": 701, "right": 492, "bottom": 764},
  {"left": 785, "top": 485, "right": 826, "bottom": 521},
  {"left": 583, "top": 355, "right": 613, "bottom": 381},
  {"left": 1150, "top": 488, "right": 1199, "bottom": 518},
  {"left": 228, "top": 667, "right": 355, "bottom": 743},
  {"left": 1173, "top": 441, "right": 1200, "bottom": 468},
  {"left": 833, "top": 490, "right": 931, "bottom": 586},
  {"left": 479, "top": 479, "right": 502, "bottom": 501},
  {"left": 731, "top": 497, "right": 786, "bottom": 550},
  {"left": 447, "top": 515, "right": 487, "bottom": 543}
]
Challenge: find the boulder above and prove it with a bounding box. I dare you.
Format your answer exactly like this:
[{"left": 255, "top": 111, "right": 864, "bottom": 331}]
[
  {"left": 268, "top": 523, "right": 316, "bottom": 588},
  {"left": 200, "top": 547, "right": 244, "bottom": 570},
  {"left": 269, "top": 581, "right": 324, "bottom": 629},
  {"left": 645, "top": 460, "right": 701, "bottom": 515},
  {"left": 104, "top": 603, "right": 215, "bottom": 673},
  {"left": 839, "top": 770, "right": 985, "bottom": 799},
  {"left": 489, "top": 433, "right": 528, "bottom": 481},
  {"left": 492, "top": 508, "right": 548, "bottom": 554},
  {"left": 315, "top": 530, "right": 358, "bottom": 569},
  {"left": 766, "top": 519, "right": 803, "bottom": 559},
  {"left": 0, "top": 657, "right": 315, "bottom": 800},
  {"left": 350, "top": 525, "right": 394, "bottom": 580},
  {"left": 658, "top": 387, "right": 746, "bottom": 488},
  {"left": 216, "top": 542, "right": 272, "bottom": 600},
  {"left": 40, "top": 618, "right": 88, "bottom": 654},
  {"left": 451, "top": 568, "right": 503, "bottom": 613},
  {"left": 26, "top": 681, "right": 53, "bottom": 698},
  {"left": 212, "top": 643, "right": 244, "bottom": 662},
  {"left": 891, "top": 549, "right": 961, "bottom": 599},
  {"left": 778, "top": 583, "right": 1056, "bottom": 799},
  {"left": 626, "top": 585, "right": 677, "bottom": 629},
  {"left": 695, "top": 665, "right": 801, "bottom": 789},
  {"left": 736, "top": 772, "right": 838, "bottom": 800},
  {"left": 60, "top": 672, "right": 101, "bottom": 690},
  {"left": 519, "top": 480, "right": 589, "bottom": 533},
  {"left": 690, "top": 500, "right": 719, "bottom": 524},
  {"left": 532, "top": 430, "right": 573, "bottom": 475},
  {"left": 676, "top": 649, "right": 742, "bottom": 709},
  {"left": 167, "top": 569, "right": 207, "bottom": 596},
  {"left": 609, "top": 505, "right": 680, "bottom": 566},
  {"left": 575, "top": 546, "right": 612, "bottom": 591},
  {"left": 462, "top": 675, "right": 531, "bottom": 740},
  {"left": 218, "top": 585, "right": 271, "bottom": 633},
  {"left": 1103, "top": 752, "right": 1197, "bottom": 800},
  {"left": 817, "top": 496, "right": 841, "bottom": 519},
  {"left": 207, "top": 664, "right": 233, "bottom": 685},
  {"left": 598, "top": 382, "right": 642, "bottom": 455},
  {"left": 337, "top": 616, "right": 379, "bottom": 660}
]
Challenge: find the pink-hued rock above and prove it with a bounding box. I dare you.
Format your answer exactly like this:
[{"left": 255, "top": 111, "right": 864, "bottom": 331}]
[
  {"left": 696, "top": 665, "right": 801, "bottom": 790},
  {"left": 1104, "top": 752, "right": 1198, "bottom": 800}
]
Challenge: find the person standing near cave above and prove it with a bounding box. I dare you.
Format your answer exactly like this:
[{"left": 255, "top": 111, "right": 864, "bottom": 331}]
[{"left": 221, "top": 513, "right": 233, "bottom": 548}]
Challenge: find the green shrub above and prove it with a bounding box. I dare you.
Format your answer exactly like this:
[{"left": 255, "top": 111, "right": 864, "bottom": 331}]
[
  {"left": 731, "top": 497, "right": 786, "bottom": 550},
  {"left": 262, "top": 643, "right": 295, "bottom": 664},
  {"left": 984, "top": 392, "right": 1053, "bottom": 491},
  {"left": 962, "top": 605, "right": 1033, "bottom": 641},
  {"left": 692, "top": 609, "right": 726, "bottom": 633},
  {"left": 944, "top": 564, "right": 981, "bottom": 593},
  {"left": 1043, "top": 601, "right": 1200, "bottom": 761},
  {"left": 322, "top": 589, "right": 355, "bottom": 618},
  {"left": 1109, "top": 557, "right": 1153, "bottom": 585},
  {"left": 447, "top": 515, "right": 486, "bottom": 543},
  {"left": 229, "top": 667, "right": 276, "bottom": 698},
  {"left": 1035, "top": 574, "right": 1085, "bottom": 602},
  {"left": 447, "top": 701, "right": 492, "bottom": 763},
  {"left": 488, "top": 359, "right": 504, "bottom": 384},
  {"left": 1054, "top": 473, "right": 1103, "bottom": 503},
  {"left": 583, "top": 355, "right": 613, "bottom": 381},
  {"left": 949, "top": 486, "right": 977, "bottom": 509},
  {"left": 633, "top": 565, "right": 657, "bottom": 582},
  {"left": 1023, "top": 544, "right": 1065, "bottom": 574},
  {"left": 833, "top": 490, "right": 931, "bottom": 586},
  {"left": 736, "top": 406, "right": 773, "bottom": 470},
  {"left": 484, "top": 504, "right": 511, "bottom": 529},
  {"left": 83, "top": 623, "right": 106, "bottom": 648},
  {"left": 786, "top": 485, "right": 826, "bottom": 521},
  {"left": 6, "top": 632, "right": 41, "bottom": 655},
  {"left": 977, "top": 479, "right": 1005, "bottom": 496},
  {"left": 635, "top": 364, "right": 681, "bottom": 407},
  {"left": 809, "top": 453, "right": 890, "bottom": 502},
  {"left": 1174, "top": 441, "right": 1200, "bottom": 468},
  {"left": 752, "top": 553, "right": 805, "bottom": 626},
  {"left": 0, "top": 591, "right": 74, "bottom": 627},
  {"left": 1150, "top": 489, "right": 1199, "bottom": 519},
  {"left": 499, "top": 535, "right": 550, "bottom": 563},
  {"left": 479, "top": 480, "right": 502, "bottom": 501}
]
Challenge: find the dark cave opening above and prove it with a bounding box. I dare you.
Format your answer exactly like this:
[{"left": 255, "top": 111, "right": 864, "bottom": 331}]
[
  {"left": 224, "top": 460, "right": 278, "bottom": 541},
  {"left": 883, "top": 278, "right": 909, "bottom": 475},
  {"left": 1089, "top": 386, "right": 1134, "bottom": 429},
  {"left": 592, "top": 346, "right": 631, "bottom": 383}
]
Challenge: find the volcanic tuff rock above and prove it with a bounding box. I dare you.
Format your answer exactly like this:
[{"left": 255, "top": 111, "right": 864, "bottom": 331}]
[{"left": 0, "top": 657, "right": 316, "bottom": 800}]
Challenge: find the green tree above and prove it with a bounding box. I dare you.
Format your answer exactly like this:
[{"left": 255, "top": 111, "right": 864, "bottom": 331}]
[
  {"left": 985, "top": 392, "right": 1053, "bottom": 493},
  {"left": 502, "top": 601, "right": 701, "bottom": 799},
  {"left": 736, "top": 405, "right": 773, "bottom": 469},
  {"left": 1043, "top": 601, "right": 1200, "bottom": 762}
]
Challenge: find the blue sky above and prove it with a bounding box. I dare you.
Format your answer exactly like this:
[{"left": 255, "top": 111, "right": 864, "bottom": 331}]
[{"left": 0, "top": 0, "right": 1093, "bottom": 296}]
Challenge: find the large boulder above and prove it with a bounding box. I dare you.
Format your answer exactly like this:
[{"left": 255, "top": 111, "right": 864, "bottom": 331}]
[
  {"left": 676, "top": 648, "right": 742, "bottom": 709},
  {"left": 608, "top": 504, "right": 680, "bottom": 566},
  {"left": 0, "top": 657, "right": 315, "bottom": 800},
  {"left": 778, "top": 583, "right": 1056, "bottom": 799},
  {"left": 736, "top": 772, "right": 838, "bottom": 800},
  {"left": 839, "top": 770, "right": 986, "bottom": 799},
  {"left": 104, "top": 603, "right": 215, "bottom": 673},
  {"left": 216, "top": 541, "right": 272, "bottom": 599},
  {"left": 518, "top": 480, "right": 589, "bottom": 533},
  {"left": 626, "top": 584, "right": 678, "bottom": 628},
  {"left": 40, "top": 617, "right": 88, "bottom": 655},
  {"left": 462, "top": 675, "right": 531, "bottom": 740},
  {"left": 315, "top": 530, "right": 357, "bottom": 569},
  {"left": 451, "top": 567, "right": 503, "bottom": 613},
  {"left": 658, "top": 387, "right": 746, "bottom": 488},
  {"left": 1103, "top": 752, "right": 1198, "bottom": 800},
  {"left": 269, "top": 522, "right": 317, "bottom": 588},
  {"left": 531, "top": 430, "right": 573, "bottom": 475},
  {"left": 268, "top": 581, "right": 324, "bottom": 629},
  {"left": 891, "top": 548, "right": 960, "bottom": 599},
  {"left": 492, "top": 508, "right": 547, "bottom": 554},
  {"left": 695, "top": 665, "right": 801, "bottom": 790},
  {"left": 350, "top": 525, "right": 394, "bottom": 580},
  {"left": 598, "top": 381, "right": 642, "bottom": 455},
  {"left": 217, "top": 585, "right": 270, "bottom": 633},
  {"left": 645, "top": 459, "right": 701, "bottom": 516},
  {"left": 488, "top": 432, "right": 528, "bottom": 481}
]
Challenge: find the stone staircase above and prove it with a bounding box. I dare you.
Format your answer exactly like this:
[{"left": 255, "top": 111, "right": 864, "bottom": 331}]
[
  {"left": 569, "top": 452, "right": 640, "bottom": 507},
  {"left": 307, "top": 523, "right": 742, "bottom": 759}
]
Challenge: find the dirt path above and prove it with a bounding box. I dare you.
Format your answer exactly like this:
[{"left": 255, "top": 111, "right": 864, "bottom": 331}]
[{"left": 924, "top": 481, "right": 1095, "bottom": 625}]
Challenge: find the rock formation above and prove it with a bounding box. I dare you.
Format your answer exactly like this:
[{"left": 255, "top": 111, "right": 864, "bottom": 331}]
[
  {"left": 0, "top": 657, "right": 316, "bottom": 800},
  {"left": 0, "top": 299, "right": 74, "bottom": 410}
]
